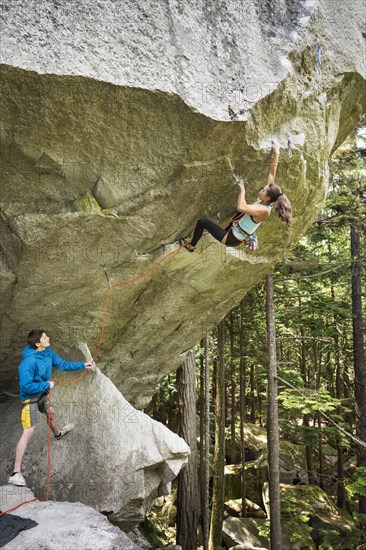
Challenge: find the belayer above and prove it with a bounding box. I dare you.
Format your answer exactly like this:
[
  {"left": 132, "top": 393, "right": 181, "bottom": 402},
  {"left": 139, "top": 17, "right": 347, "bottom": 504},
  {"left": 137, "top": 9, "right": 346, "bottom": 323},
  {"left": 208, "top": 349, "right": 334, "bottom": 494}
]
[
  {"left": 181, "top": 142, "right": 293, "bottom": 252},
  {"left": 8, "top": 330, "right": 95, "bottom": 487}
]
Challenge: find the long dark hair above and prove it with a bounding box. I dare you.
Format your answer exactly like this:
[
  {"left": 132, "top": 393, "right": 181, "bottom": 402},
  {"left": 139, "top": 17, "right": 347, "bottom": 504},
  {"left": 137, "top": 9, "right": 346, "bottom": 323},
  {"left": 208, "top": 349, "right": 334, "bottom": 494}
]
[{"left": 267, "top": 183, "right": 293, "bottom": 226}]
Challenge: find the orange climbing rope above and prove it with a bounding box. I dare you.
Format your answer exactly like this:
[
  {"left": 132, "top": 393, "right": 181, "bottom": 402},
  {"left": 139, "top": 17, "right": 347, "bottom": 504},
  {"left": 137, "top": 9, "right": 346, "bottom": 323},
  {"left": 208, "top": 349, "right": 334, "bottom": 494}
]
[
  {"left": 93, "top": 245, "right": 183, "bottom": 360},
  {"left": 1, "top": 243, "right": 184, "bottom": 516}
]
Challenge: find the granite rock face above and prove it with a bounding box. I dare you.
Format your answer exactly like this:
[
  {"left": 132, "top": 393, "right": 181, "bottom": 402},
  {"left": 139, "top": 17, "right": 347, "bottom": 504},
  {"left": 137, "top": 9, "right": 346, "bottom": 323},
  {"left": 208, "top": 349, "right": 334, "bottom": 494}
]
[
  {"left": 0, "top": 0, "right": 365, "bottom": 406},
  {"left": 0, "top": 486, "right": 140, "bottom": 550},
  {"left": 0, "top": 361, "right": 189, "bottom": 530}
]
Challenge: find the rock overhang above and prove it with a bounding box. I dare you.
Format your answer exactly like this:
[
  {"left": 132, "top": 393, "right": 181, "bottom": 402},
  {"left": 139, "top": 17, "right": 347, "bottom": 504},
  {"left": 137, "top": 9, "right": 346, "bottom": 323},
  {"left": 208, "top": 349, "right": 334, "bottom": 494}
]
[{"left": 0, "top": 0, "right": 327, "bottom": 120}]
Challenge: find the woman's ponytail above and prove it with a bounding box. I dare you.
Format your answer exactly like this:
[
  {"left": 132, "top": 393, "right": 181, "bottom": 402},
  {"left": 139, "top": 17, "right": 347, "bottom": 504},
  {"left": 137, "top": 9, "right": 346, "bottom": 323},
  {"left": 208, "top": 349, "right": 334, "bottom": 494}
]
[
  {"left": 267, "top": 184, "right": 293, "bottom": 225},
  {"left": 276, "top": 194, "right": 293, "bottom": 225}
]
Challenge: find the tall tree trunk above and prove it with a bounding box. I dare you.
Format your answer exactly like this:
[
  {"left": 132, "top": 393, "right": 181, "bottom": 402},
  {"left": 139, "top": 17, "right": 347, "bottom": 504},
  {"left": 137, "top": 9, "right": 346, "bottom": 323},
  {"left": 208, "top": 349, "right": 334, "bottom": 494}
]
[
  {"left": 303, "top": 416, "right": 314, "bottom": 483},
  {"left": 350, "top": 223, "right": 366, "bottom": 514},
  {"left": 317, "top": 412, "right": 325, "bottom": 490},
  {"left": 201, "top": 336, "right": 211, "bottom": 550},
  {"left": 265, "top": 274, "right": 282, "bottom": 550},
  {"left": 250, "top": 363, "right": 256, "bottom": 423},
  {"left": 239, "top": 300, "right": 247, "bottom": 517},
  {"left": 199, "top": 339, "right": 205, "bottom": 537},
  {"left": 299, "top": 322, "right": 315, "bottom": 484},
  {"left": 209, "top": 320, "right": 226, "bottom": 550},
  {"left": 230, "top": 312, "right": 237, "bottom": 464},
  {"left": 314, "top": 342, "right": 324, "bottom": 489},
  {"left": 335, "top": 332, "right": 346, "bottom": 508},
  {"left": 333, "top": 304, "right": 346, "bottom": 507},
  {"left": 326, "top": 238, "right": 347, "bottom": 507},
  {"left": 258, "top": 371, "right": 263, "bottom": 428},
  {"left": 176, "top": 351, "right": 199, "bottom": 550}
]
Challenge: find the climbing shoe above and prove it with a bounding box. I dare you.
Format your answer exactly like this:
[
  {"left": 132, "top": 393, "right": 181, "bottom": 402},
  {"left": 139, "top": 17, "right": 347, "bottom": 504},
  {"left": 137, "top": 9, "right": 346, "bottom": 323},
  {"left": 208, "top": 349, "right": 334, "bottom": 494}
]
[
  {"left": 179, "top": 239, "right": 195, "bottom": 253},
  {"left": 8, "top": 472, "right": 26, "bottom": 486},
  {"left": 55, "top": 423, "right": 75, "bottom": 439}
]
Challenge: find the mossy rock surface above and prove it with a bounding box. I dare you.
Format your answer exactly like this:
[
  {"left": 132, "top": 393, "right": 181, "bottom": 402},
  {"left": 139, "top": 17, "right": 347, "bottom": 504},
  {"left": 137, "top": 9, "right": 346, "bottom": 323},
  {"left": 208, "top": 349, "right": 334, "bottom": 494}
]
[
  {"left": 223, "top": 516, "right": 314, "bottom": 550},
  {"left": 225, "top": 459, "right": 267, "bottom": 505},
  {"left": 262, "top": 484, "right": 353, "bottom": 548},
  {"left": 225, "top": 423, "right": 307, "bottom": 503}
]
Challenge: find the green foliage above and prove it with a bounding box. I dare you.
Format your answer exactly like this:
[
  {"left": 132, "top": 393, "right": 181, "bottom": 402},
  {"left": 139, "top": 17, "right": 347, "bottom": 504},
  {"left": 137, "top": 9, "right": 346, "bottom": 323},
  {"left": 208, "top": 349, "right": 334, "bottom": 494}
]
[
  {"left": 142, "top": 507, "right": 176, "bottom": 547},
  {"left": 288, "top": 519, "right": 313, "bottom": 546},
  {"left": 346, "top": 467, "right": 366, "bottom": 498},
  {"left": 318, "top": 528, "right": 343, "bottom": 550},
  {"left": 257, "top": 520, "right": 270, "bottom": 538},
  {"left": 141, "top": 493, "right": 177, "bottom": 547},
  {"left": 278, "top": 388, "right": 340, "bottom": 415},
  {"left": 141, "top": 516, "right": 168, "bottom": 547},
  {"left": 318, "top": 516, "right": 366, "bottom": 550}
]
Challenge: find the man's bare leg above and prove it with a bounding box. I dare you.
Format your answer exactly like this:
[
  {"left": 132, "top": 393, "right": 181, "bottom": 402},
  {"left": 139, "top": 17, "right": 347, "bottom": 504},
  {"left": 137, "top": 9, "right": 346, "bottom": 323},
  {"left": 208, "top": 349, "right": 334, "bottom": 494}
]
[
  {"left": 48, "top": 406, "right": 61, "bottom": 437},
  {"left": 46, "top": 405, "right": 74, "bottom": 439},
  {"left": 13, "top": 426, "right": 35, "bottom": 473}
]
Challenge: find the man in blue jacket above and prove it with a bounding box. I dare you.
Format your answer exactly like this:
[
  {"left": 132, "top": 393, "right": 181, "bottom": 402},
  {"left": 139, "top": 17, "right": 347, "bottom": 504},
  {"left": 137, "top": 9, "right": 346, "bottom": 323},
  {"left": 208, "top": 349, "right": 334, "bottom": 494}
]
[{"left": 8, "top": 329, "right": 95, "bottom": 487}]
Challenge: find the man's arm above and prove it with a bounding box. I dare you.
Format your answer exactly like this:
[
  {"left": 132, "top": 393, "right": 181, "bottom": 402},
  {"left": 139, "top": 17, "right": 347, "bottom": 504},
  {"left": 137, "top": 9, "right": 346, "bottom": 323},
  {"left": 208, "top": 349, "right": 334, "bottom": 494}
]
[
  {"left": 19, "top": 359, "right": 50, "bottom": 395},
  {"left": 51, "top": 349, "right": 94, "bottom": 371},
  {"left": 267, "top": 142, "right": 280, "bottom": 184}
]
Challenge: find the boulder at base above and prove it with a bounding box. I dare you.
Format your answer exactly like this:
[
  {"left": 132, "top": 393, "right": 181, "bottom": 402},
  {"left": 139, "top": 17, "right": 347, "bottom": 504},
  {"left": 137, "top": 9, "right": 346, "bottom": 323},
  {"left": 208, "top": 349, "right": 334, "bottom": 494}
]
[
  {"left": 222, "top": 516, "right": 314, "bottom": 550},
  {"left": 0, "top": 362, "right": 190, "bottom": 531},
  {"left": 0, "top": 486, "right": 139, "bottom": 550},
  {"left": 262, "top": 483, "right": 353, "bottom": 548},
  {"left": 224, "top": 498, "right": 266, "bottom": 519},
  {"left": 222, "top": 517, "right": 269, "bottom": 549}
]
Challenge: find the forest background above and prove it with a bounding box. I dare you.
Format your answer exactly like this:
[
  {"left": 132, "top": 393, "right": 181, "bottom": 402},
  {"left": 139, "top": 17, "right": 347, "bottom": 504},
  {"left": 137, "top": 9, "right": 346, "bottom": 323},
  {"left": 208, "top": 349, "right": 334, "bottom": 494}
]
[{"left": 142, "top": 123, "right": 366, "bottom": 550}]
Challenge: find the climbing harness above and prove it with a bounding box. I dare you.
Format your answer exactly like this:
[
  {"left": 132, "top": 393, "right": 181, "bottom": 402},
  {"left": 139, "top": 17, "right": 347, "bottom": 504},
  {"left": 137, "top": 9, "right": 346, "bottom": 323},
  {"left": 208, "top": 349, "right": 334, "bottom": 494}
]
[{"left": 227, "top": 212, "right": 259, "bottom": 251}]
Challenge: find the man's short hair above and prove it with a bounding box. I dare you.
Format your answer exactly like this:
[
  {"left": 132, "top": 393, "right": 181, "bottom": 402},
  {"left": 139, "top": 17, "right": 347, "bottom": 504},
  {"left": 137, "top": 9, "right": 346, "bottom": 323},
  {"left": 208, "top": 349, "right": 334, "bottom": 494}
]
[{"left": 27, "top": 330, "right": 45, "bottom": 349}]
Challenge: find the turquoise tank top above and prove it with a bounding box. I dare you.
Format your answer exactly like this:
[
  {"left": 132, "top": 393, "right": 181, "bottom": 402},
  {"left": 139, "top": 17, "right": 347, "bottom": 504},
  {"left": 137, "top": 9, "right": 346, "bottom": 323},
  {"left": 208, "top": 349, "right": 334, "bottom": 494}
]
[{"left": 232, "top": 203, "right": 272, "bottom": 240}]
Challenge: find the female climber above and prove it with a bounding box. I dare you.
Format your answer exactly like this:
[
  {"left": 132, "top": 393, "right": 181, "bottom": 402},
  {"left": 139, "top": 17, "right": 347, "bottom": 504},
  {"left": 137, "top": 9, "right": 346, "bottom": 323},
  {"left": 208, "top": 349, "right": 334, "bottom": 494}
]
[{"left": 181, "top": 142, "right": 293, "bottom": 252}]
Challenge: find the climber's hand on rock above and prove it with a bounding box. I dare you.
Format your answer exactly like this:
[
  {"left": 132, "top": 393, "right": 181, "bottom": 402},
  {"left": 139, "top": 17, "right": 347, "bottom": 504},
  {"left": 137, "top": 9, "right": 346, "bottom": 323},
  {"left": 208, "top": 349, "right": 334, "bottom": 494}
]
[
  {"left": 237, "top": 179, "right": 245, "bottom": 192},
  {"left": 49, "top": 381, "right": 55, "bottom": 389},
  {"left": 84, "top": 360, "right": 95, "bottom": 369},
  {"left": 272, "top": 141, "right": 280, "bottom": 156}
]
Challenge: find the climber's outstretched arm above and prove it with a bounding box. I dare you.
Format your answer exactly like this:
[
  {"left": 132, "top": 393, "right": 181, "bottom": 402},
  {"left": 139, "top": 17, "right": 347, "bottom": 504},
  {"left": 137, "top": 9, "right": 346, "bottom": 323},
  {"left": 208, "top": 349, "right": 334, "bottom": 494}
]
[
  {"left": 267, "top": 141, "right": 280, "bottom": 184},
  {"left": 236, "top": 180, "right": 271, "bottom": 219}
]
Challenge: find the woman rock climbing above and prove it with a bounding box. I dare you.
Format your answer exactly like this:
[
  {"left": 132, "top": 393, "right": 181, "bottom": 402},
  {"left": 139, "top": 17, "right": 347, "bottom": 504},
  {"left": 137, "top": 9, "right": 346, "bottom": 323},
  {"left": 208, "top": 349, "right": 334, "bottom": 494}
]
[{"left": 181, "top": 142, "right": 293, "bottom": 252}]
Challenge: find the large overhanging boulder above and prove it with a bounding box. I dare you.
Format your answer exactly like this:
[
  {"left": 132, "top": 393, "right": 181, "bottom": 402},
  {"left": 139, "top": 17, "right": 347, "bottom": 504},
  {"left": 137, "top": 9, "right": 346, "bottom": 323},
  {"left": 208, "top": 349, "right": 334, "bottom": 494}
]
[
  {"left": 0, "top": 0, "right": 365, "bottom": 406},
  {"left": 0, "top": 359, "right": 189, "bottom": 531}
]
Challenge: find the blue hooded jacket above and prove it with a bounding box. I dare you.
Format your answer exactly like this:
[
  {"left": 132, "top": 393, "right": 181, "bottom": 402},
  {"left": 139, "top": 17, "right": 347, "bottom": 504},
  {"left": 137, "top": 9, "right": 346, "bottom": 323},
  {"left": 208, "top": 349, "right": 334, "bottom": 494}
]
[{"left": 19, "top": 345, "right": 85, "bottom": 401}]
